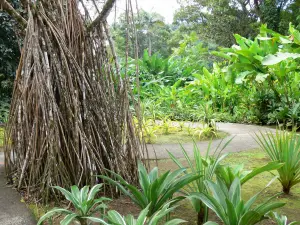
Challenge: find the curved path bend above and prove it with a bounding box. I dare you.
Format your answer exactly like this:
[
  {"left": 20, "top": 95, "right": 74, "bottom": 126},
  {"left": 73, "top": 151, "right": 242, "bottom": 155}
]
[{"left": 146, "top": 122, "right": 275, "bottom": 159}]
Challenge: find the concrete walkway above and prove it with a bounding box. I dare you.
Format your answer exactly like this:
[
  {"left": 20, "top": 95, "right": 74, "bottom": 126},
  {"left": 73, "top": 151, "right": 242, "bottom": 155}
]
[
  {"left": 146, "top": 122, "right": 275, "bottom": 159},
  {"left": 0, "top": 153, "right": 36, "bottom": 224}
]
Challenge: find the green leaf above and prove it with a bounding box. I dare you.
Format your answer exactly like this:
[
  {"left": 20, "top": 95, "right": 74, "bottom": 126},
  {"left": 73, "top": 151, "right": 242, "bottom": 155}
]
[
  {"left": 262, "top": 53, "right": 300, "bottom": 66},
  {"left": 136, "top": 205, "right": 149, "bottom": 224},
  {"left": 164, "top": 219, "right": 186, "bottom": 225},
  {"left": 241, "top": 161, "right": 284, "bottom": 185},
  {"left": 88, "top": 184, "right": 103, "bottom": 201},
  {"left": 193, "top": 193, "right": 228, "bottom": 224},
  {"left": 226, "top": 199, "right": 238, "bottom": 225},
  {"left": 212, "top": 51, "right": 232, "bottom": 60},
  {"left": 235, "top": 71, "right": 253, "bottom": 84},
  {"left": 239, "top": 211, "right": 261, "bottom": 225},
  {"left": 53, "top": 186, "right": 75, "bottom": 204},
  {"left": 83, "top": 216, "right": 109, "bottom": 224},
  {"left": 37, "top": 208, "right": 73, "bottom": 225},
  {"left": 60, "top": 214, "right": 78, "bottom": 225},
  {"left": 255, "top": 73, "right": 269, "bottom": 83},
  {"left": 80, "top": 186, "right": 90, "bottom": 203},
  {"left": 107, "top": 210, "right": 126, "bottom": 225}
]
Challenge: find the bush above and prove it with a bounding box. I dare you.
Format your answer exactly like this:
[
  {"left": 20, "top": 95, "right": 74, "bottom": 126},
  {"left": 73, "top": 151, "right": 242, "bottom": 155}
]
[{"left": 255, "top": 130, "right": 300, "bottom": 194}]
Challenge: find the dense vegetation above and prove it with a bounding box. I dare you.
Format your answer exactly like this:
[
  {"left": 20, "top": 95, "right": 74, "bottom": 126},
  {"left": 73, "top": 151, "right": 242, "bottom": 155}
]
[
  {"left": 123, "top": 24, "right": 300, "bottom": 128},
  {"left": 38, "top": 136, "right": 300, "bottom": 224},
  {"left": 0, "top": 0, "right": 21, "bottom": 123},
  {"left": 2, "top": 1, "right": 300, "bottom": 127},
  {"left": 1, "top": 0, "right": 300, "bottom": 224},
  {"left": 104, "top": 1, "right": 300, "bottom": 128}
]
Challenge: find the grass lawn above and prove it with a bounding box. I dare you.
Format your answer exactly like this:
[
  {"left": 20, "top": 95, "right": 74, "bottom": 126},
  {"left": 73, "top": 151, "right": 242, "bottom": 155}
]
[{"left": 149, "top": 149, "right": 300, "bottom": 224}]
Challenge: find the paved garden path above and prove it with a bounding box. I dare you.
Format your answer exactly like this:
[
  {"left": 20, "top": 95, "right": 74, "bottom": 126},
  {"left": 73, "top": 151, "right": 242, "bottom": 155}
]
[
  {"left": 0, "top": 122, "right": 275, "bottom": 224},
  {"left": 146, "top": 122, "right": 275, "bottom": 159},
  {"left": 0, "top": 153, "right": 36, "bottom": 224}
]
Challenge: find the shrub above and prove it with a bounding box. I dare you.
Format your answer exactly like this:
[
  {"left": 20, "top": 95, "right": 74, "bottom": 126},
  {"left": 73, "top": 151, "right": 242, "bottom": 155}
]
[
  {"left": 255, "top": 130, "right": 300, "bottom": 194},
  {"left": 216, "top": 161, "right": 283, "bottom": 188},
  {"left": 37, "top": 184, "right": 110, "bottom": 225},
  {"left": 89, "top": 201, "right": 186, "bottom": 225},
  {"left": 168, "top": 139, "right": 232, "bottom": 224},
  {"left": 99, "top": 161, "right": 200, "bottom": 217},
  {"left": 193, "top": 178, "right": 285, "bottom": 225}
]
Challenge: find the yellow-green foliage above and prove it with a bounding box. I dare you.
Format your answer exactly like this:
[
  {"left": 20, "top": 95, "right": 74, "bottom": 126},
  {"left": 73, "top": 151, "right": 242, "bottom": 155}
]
[
  {"left": 141, "top": 119, "right": 226, "bottom": 144},
  {"left": 0, "top": 127, "right": 4, "bottom": 147}
]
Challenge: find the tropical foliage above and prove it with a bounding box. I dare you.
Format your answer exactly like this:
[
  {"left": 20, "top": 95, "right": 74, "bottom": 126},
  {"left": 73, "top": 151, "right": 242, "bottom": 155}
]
[
  {"left": 216, "top": 161, "right": 284, "bottom": 188},
  {"left": 99, "top": 161, "right": 200, "bottom": 217},
  {"left": 0, "top": 0, "right": 21, "bottom": 123},
  {"left": 255, "top": 130, "right": 300, "bottom": 194},
  {"left": 2, "top": 1, "right": 300, "bottom": 224},
  {"left": 168, "top": 140, "right": 231, "bottom": 224},
  {"left": 193, "top": 178, "right": 285, "bottom": 225},
  {"left": 129, "top": 23, "right": 300, "bottom": 127},
  {"left": 37, "top": 185, "right": 185, "bottom": 225},
  {"left": 101, "top": 202, "right": 185, "bottom": 225},
  {"left": 37, "top": 184, "right": 110, "bottom": 225}
]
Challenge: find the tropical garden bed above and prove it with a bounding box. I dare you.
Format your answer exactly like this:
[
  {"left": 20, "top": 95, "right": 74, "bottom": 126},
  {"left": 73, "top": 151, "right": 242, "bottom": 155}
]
[
  {"left": 141, "top": 120, "right": 228, "bottom": 144},
  {"left": 0, "top": 0, "right": 300, "bottom": 225},
  {"left": 28, "top": 147, "right": 300, "bottom": 224}
]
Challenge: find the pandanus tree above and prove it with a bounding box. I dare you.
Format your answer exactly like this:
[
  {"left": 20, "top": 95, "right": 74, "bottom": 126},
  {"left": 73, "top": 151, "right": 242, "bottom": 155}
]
[{"left": 0, "top": 0, "right": 147, "bottom": 202}]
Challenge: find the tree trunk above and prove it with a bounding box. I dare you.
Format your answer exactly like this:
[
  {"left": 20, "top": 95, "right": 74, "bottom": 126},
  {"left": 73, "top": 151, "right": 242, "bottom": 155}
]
[
  {"left": 148, "top": 33, "right": 152, "bottom": 56},
  {"left": 4, "top": 0, "right": 147, "bottom": 202}
]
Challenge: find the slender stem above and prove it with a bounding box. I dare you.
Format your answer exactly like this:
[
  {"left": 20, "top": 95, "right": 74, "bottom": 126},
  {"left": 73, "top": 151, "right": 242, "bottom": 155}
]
[
  {"left": 87, "top": 0, "right": 116, "bottom": 31},
  {"left": 0, "top": 0, "right": 27, "bottom": 27}
]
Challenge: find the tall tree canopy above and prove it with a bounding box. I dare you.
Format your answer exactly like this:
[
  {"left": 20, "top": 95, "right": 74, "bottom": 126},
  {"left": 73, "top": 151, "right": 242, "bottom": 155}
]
[
  {"left": 174, "top": 0, "right": 300, "bottom": 46},
  {"left": 112, "top": 10, "right": 172, "bottom": 57}
]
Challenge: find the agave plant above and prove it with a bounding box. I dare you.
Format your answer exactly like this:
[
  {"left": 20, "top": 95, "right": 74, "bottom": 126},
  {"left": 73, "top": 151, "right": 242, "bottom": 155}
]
[
  {"left": 37, "top": 184, "right": 110, "bottom": 225},
  {"left": 98, "top": 161, "right": 200, "bottom": 217},
  {"left": 193, "top": 178, "right": 285, "bottom": 225},
  {"left": 88, "top": 201, "right": 186, "bottom": 225},
  {"left": 168, "top": 139, "right": 232, "bottom": 224},
  {"left": 216, "top": 161, "right": 284, "bottom": 188},
  {"left": 255, "top": 130, "right": 300, "bottom": 194},
  {"left": 267, "top": 212, "right": 300, "bottom": 225}
]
